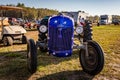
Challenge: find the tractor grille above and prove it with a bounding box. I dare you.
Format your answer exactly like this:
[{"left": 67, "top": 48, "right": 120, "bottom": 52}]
[{"left": 48, "top": 27, "right": 73, "bottom": 51}]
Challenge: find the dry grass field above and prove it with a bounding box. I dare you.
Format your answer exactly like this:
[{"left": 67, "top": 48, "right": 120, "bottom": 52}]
[{"left": 0, "top": 25, "right": 120, "bottom": 80}]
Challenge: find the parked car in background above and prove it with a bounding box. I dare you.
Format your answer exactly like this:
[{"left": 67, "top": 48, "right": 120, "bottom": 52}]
[
  {"left": 112, "top": 19, "right": 120, "bottom": 25},
  {"left": 18, "top": 19, "right": 34, "bottom": 29},
  {"left": 32, "top": 19, "right": 41, "bottom": 29},
  {"left": 17, "top": 18, "right": 24, "bottom": 22},
  {"left": 24, "top": 20, "right": 32, "bottom": 29}
]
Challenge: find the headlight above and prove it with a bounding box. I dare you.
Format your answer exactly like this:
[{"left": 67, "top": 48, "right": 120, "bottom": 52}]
[
  {"left": 39, "top": 25, "right": 47, "bottom": 33},
  {"left": 76, "top": 26, "right": 83, "bottom": 34}
]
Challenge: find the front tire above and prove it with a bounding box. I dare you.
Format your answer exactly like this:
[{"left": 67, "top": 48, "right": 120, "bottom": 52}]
[
  {"left": 79, "top": 40, "right": 104, "bottom": 75},
  {"left": 22, "top": 35, "right": 27, "bottom": 44},
  {"left": 3, "top": 36, "right": 13, "bottom": 46},
  {"left": 27, "top": 39, "right": 37, "bottom": 74}
]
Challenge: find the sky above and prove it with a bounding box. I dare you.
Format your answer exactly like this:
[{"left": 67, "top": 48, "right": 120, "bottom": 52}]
[{"left": 0, "top": 0, "right": 120, "bottom": 16}]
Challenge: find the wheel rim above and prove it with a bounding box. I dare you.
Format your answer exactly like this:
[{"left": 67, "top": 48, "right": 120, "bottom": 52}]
[
  {"left": 81, "top": 45, "right": 98, "bottom": 71},
  {"left": 85, "top": 46, "right": 97, "bottom": 65}
]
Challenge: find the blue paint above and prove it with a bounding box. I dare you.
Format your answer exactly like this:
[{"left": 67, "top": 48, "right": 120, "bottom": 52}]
[{"left": 48, "top": 15, "right": 74, "bottom": 57}]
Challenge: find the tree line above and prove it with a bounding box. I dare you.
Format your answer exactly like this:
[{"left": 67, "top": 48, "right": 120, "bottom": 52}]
[
  {"left": 4, "top": 3, "right": 59, "bottom": 20},
  {"left": 3, "top": 3, "right": 120, "bottom": 22}
]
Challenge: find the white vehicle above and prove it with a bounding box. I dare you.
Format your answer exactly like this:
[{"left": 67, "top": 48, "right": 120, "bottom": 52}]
[
  {"left": 99, "top": 15, "right": 112, "bottom": 25},
  {"left": 61, "top": 11, "right": 89, "bottom": 26},
  {"left": 0, "top": 6, "right": 27, "bottom": 46}
]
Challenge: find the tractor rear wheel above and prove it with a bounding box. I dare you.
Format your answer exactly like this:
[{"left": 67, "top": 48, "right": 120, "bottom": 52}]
[{"left": 83, "top": 21, "right": 92, "bottom": 42}]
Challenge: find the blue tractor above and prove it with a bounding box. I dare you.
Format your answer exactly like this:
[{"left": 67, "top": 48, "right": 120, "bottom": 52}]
[{"left": 27, "top": 15, "right": 104, "bottom": 75}]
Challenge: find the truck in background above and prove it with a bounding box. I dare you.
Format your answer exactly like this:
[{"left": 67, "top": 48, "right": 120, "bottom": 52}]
[
  {"left": 61, "top": 11, "right": 89, "bottom": 26},
  {"left": 99, "top": 15, "right": 112, "bottom": 25}
]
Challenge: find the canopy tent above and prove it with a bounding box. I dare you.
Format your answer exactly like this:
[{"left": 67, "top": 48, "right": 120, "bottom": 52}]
[
  {"left": 0, "top": 6, "right": 23, "bottom": 10},
  {"left": 0, "top": 6, "right": 23, "bottom": 29}
]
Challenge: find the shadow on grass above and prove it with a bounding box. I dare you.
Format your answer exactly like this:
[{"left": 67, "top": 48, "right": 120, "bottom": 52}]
[
  {"left": 0, "top": 42, "right": 26, "bottom": 47},
  {"left": 0, "top": 50, "right": 32, "bottom": 80},
  {"left": 35, "top": 50, "right": 95, "bottom": 80},
  {"left": 36, "top": 50, "right": 80, "bottom": 66},
  {"left": 37, "top": 70, "right": 94, "bottom": 80},
  {"left": 0, "top": 49, "right": 95, "bottom": 80}
]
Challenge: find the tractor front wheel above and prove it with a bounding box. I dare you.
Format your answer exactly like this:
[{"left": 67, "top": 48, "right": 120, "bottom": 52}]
[
  {"left": 27, "top": 39, "right": 37, "bottom": 74},
  {"left": 79, "top": 40, "right": 104, "bottom": 75}
]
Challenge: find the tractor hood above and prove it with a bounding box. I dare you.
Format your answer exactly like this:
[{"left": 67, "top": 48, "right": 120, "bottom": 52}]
[{"left": 3, "top": 25, "right": 26, "bottom": 34}]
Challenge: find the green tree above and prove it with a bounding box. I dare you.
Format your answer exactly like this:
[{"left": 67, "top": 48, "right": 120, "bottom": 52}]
[{"left": 16, "top": 3, "right": 25, "bottom": 7}]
